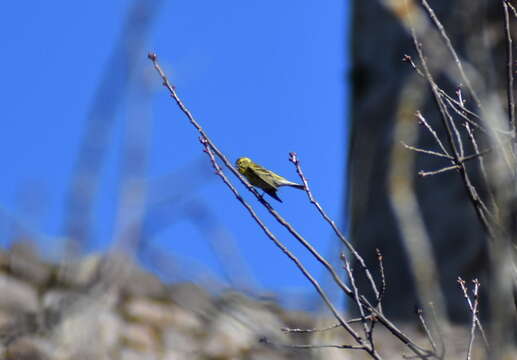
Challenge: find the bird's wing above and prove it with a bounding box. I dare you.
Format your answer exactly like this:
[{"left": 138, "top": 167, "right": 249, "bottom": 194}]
[
  {"left": 270, "top": 173, "right": 301, "bottom": 188},
  {"left": 252, "top": 164, "right": 303, "bottom": 189},
  {"left": 243, "top": 166, "right": 283, "bottom": 202},
  {"left": 267, "top": 170, "right": 304, "bottom": 188},
  {"left": 264, "top": 188, "right": 282, "bottom": 202},
  {"left": 250, "top": 164, "right": 279, "bottom": 189}
]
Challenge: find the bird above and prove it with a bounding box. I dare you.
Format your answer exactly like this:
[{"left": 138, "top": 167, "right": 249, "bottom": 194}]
[{"left": 235, "top": 157, "right": 304, "bottom": 202}]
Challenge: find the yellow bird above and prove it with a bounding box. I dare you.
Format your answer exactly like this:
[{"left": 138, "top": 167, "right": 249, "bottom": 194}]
[{"left": 235, "top": 157, "right": 304, "bottom": 202}]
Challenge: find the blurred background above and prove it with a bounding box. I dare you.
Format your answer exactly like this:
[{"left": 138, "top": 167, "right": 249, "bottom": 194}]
[
  {"left": 2, "top": 1, "right": 510, "bottom": 359},
  {"left": 0, "top": 1, "right": 348, "bottom": 310}
]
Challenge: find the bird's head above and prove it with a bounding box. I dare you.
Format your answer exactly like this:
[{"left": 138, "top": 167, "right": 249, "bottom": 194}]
[{"left": 236, "top": 157, "right": 252, "bottom": 174}]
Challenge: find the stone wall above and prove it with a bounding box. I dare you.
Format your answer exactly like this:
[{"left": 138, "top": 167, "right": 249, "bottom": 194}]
[
  {"left": 0, "top": 243, "right": 495, "bottom": 359},
  {"left": 0, "top": 244, "right": 318, "bottom": 360}
]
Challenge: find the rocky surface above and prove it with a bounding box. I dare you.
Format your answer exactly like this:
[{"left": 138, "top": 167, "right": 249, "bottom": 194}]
[
  {"left": 0, "top": 246, "right": 315, "bottom": 360},
  {"left": 0, "top": 246, "right": 496, "bottom": 359}
]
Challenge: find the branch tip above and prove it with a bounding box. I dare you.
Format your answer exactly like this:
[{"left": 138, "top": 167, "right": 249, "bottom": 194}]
[{"left": 289, "top": 152, "right": 298, "bottom": 164}]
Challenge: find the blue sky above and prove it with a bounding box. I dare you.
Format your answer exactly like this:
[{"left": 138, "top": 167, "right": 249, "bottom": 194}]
[{"left": 0, "top": 1, "right": 348, "bottom": 308}]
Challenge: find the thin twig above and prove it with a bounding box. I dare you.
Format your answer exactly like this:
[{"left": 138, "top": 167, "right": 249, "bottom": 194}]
[
  {"left": 289, "top": 152, "right": 382, "bottom": 309},
  {"left": 447, "top": 100, "right": 465, "bottom": 158},
  {"left": 282, "top": 323, "right": 342, "bottom": 334},
  {"left": 443, "top": 92, "right": 514, "bottom": 136},
  {"left": 402, "top": 54, "right": 425, "bottom": 77},
  {"left": 291, "top": 152, "right": 436, "bottom": 356},
  {"left": 471, "top": 280, "right": 487, "bottom": 348},
  {"left": 282, "top": 316, "right": 373, "bottom": 333},
  {"left": 403, "top": 54, "right": 485, "bottom": 133},
  {"left": 503, "top": 0, "right": 516, "bottom": 135},
  {"left": 428, "top": 302, "right": 446, "bottom": 359},
  {"left": 444, "top": 97, "right": 486, "bottom": 134},
  {"left": 416, "top": 112, "right": 451, "bottom": 157},
  {"left": 421, "top": 0, "right": 482, "bottom": 110},
  {"left": 410, "top": 22, "right": 494, "bottom": 238},
  {"left": 403, "top": 137, "right": 510, "bottom": 166},
  {"left": 401, "top": 142, "right": 453, "bottom": 159},
  {"left": 416, "top": 308, "right": 438, "bottom": 355},
  {"left": 507, "top": 1, "right": 517, "bottom": 18},
  {"left": 406, "top": 54, "right": 511, "bottom": 136},
  {"left": 418, "top": 165, "right": 460, "bottom": 177},
  {"left": 441, "top": 100, "right": 493, "bottom": 217},
  {"left": 375, "top": 249, "right": 386, "bottom": 310},
  {"left": 465, "top": 123, "right": 498, "bottom": 218},
  {"left": 289, "top": 151, "right": 374, "bottom": 345},
  {"left": 290, "top": 152, "right": 431, "bottom": 358},
  {"left": 259, "top": 337, "right": 367, "bottom": 350},
  {"left": 341, "top": 252, "right": 373, "bottom": 342},
  {"left": 461, "top": 145, "right": 497, "bottom": 162},
  {"left": 458, "top": 278, "right": 488, "bottom": 349},
  {"left": 456, "top": 137, "right": 513, "bottom": 164},
  {"left": 466, "top": 279, "right": 480, "bottom": 360}
]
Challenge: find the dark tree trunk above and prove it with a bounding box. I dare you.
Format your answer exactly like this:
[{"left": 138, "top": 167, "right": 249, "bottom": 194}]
[{"left": 348, "top": 0, "right": 506, "bottom": 322}]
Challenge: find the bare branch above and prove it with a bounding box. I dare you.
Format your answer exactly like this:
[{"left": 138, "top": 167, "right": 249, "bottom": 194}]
[
  {"left": 151, "top": 53, "right": 435, "bottom": 360},
  {"left": 289, "top": 152, "right": 382, "bottom": 310},
  {"left": 507, "top": 1, "right": 517, "bottom": 18},
  {"left": 260, "top": 336, "right": 368, "bottom": 351},
  {"left": 401, "top": 142, "right": 453, "bottom": 159},
  {"left": 402, "top": 54, "right": 425, "bottom": 77},
  {"left": 503, "top": 0, "right": 516, "bottom": 134},
  {"left": 464, "top": 123, "right": 498, "bottom": 218},
  {"left": 416, "top": 111, "right": 451, "bottom": 158},
  {"left": 149, "top": 53, "right": 383, "bottom": 357},
  {"left": 458, "top": 278, "right": 488, "bottom": 350},
  {"left": 466, "top": 280, "right": 480, "bottom": 360},
  {"left": 410, "top": 19, "right": 494, "bottom": 237},
  {"left": 199, "top": 137, "right": 371, "bottom": 349},
  {"left": 342, "top": 252, "right": 374, "bottom": 345},
  {"left": 418, "top": 165, "right": 460, "bottom": 177},
  {"left": 282, "top": 316, "right": 373, "bottom": 334},
  {"left": 416, "top": 308, "right": 438, "bottom": 355},
  {"left": 375, "top": 249, "right": 387, "bottom": 311},
  {"left": 421, "top": 0, "right": 482, "bottom": 110}
]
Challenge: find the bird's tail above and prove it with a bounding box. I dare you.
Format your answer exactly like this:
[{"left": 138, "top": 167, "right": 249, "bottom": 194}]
[{"left": 285, "top": 182, "right": 305, "bottom": 190}]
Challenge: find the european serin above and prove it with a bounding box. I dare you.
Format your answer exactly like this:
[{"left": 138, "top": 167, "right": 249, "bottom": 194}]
[{"left": 235, "top": 157, "right": 304, "bottom": 202}]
